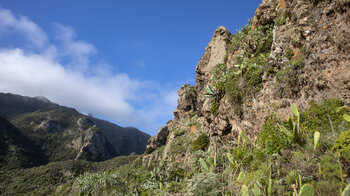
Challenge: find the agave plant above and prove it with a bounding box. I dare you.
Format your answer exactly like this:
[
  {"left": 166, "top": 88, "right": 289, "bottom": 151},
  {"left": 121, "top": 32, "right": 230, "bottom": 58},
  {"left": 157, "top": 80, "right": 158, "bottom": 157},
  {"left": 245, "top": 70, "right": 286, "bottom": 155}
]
[{"left": 205, "top": 85, "right": 217, "bottom": 98}]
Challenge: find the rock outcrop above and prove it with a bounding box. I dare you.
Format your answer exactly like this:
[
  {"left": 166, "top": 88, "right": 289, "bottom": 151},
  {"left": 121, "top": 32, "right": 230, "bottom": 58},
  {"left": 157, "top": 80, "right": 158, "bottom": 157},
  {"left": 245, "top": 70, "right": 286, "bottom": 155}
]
[
  {"left": 145, "top": 126, "right": 169, "bottom": 154},
  {"left": 37, "top": 120, "right": 62, "bottom": 133},
  {"left": 195, "top": 26, "right": 231, "bottom": 119},
  {"left": 72, "top": 117, "right": 112, "bottom": 161},
  {"left": 174, "top": 84, "right": 197, "bottom": 121}
]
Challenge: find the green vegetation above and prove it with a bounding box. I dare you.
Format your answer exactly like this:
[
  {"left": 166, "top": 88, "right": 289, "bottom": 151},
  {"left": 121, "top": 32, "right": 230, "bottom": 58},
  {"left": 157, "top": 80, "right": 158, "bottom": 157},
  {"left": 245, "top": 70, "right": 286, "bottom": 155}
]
[
  {"left": 0, "top": 155, "right": 137, "bottom": 195},
  {"left": 5, "top": 99, "right": 347, "bottom": 195},
  {"left": 173, "top": 128, "right": 185, "bottom": 137},
  {"left": 77, "top": 171, "right": 126, "bottom": 195},
  {"left": 257, "top": 114, "right": 289, "bottom": 154},
  {"left": 169, "top": 133, "right": 194, "bottom": 154},
  {"left": 208, "top": 23, "right": 273, "bottom": 115},
  {"left": 333, "top": 130, "right": 350, "bottom": 163},
  {"left": 276, "top": 65, "right": 300, "bottom": 97},
  {"left": 192, "top": 133, "right": 209, "bottom": 151},
  {"left": 285, "top": 47, "right": 294, "bottom": 60}
]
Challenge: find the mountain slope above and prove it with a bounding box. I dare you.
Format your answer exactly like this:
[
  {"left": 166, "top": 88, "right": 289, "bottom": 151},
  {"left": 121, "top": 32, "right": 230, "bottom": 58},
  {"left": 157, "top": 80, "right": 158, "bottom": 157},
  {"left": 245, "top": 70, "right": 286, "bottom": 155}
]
[
  {"left": 0, "top": 116, "right": 47, "bottom": 168},
  {"left": 92, "top": 118, "right": 150, "bottom": 155},
  {"left": 0, "top": 93, "right": 150, "bottom": 163},
  {"left": 0, "top": 93, "right": 59, "bottom": 119}
]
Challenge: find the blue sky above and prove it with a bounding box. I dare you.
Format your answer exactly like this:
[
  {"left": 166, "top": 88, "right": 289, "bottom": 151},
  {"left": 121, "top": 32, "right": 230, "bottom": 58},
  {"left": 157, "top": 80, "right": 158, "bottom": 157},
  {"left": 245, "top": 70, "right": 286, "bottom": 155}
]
[{"left": 0, "top": 0, "right": 260, "bottom": 135}]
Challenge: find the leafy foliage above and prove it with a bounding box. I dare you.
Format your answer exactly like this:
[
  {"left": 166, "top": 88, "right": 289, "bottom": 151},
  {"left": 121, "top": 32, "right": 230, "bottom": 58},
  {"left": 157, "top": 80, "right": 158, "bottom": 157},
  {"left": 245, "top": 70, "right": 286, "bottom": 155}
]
[
  {"left": 77, "top": 171, "right": 125, "bottom": 195},
  {"left": 208, "top": 23, "right": 273, "bottom": 115},
  {"left": 257, "top": 114, "right": 289, "bottom": 154}
]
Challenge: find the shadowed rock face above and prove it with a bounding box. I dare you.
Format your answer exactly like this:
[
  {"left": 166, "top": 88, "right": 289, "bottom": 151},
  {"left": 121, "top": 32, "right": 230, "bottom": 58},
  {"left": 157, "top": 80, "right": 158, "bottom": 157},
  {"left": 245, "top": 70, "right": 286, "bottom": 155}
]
[
  {"left": 37, "top": 120, "right": 62, "bottom": 133},
  {"left": 0, "top": 116, "right": 47, "bottom": 168}
]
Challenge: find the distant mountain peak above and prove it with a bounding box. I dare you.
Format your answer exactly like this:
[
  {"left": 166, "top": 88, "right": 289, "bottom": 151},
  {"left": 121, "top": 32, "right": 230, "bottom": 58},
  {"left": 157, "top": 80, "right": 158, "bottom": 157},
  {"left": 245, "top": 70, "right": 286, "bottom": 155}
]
[{"left": 34, "top": 96, "right": 51, "bottom": 103}]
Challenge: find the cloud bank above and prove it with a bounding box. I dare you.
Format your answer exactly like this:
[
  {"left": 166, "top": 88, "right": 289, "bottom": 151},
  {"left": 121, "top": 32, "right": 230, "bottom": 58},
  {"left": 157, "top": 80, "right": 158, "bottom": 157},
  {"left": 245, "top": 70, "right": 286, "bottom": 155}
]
[{"left": 0, "top": 6, "right": 178, "bottom": 135}]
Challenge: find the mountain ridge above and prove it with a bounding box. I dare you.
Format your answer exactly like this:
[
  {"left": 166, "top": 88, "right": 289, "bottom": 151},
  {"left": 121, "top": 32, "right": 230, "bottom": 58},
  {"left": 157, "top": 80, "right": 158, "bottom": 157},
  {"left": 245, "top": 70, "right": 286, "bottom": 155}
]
[{"left": 0, "top": 92, "right": 150, "bottom": 164}]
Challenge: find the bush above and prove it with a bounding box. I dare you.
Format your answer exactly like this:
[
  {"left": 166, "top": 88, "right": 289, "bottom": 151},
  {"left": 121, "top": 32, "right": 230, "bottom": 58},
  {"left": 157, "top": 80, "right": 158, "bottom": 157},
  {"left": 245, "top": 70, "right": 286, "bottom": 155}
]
[
  {"left": 187, "top": 172, "right": 224, "bottom": 196},
  {"left": 77, "top": 171, "right": 126, "bottom": 195},
  {"left": 192, "top": 133, "right": 209, "bottom": 151},
  {"left": 276, "top": 65, "right": 299, "bottom": 97},
  {"left": 332, "top": 130, "right": 350, "bottom": 163},
  {"left": 285, "top": 47, "right": 294, "bottom": 60},
  {"left": 173, "top": 129, "right": 185, "bottom": 137},
  {"left": 258, "top": 114, "right": 289, "bottom": 154},
  {"left": 301, "top": 99, "right": 348, "bottom": 134}
]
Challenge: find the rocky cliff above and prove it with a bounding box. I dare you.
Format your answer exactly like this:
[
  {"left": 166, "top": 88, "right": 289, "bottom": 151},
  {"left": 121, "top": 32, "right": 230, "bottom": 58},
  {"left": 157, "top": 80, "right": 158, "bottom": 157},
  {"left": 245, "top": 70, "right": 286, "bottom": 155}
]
[{"left": 145, "top": 0, "right": 350, "bottom": 156}]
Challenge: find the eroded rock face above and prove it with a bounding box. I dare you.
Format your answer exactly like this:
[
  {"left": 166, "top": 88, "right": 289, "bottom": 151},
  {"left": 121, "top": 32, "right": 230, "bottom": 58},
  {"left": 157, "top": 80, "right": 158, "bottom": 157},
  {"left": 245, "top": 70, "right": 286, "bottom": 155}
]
[
  {"left": 73, "top": 127, "right": 112, "bottom": 161},
  {"left": 77, "top": 117, "right": 94, "bottom": 130},
  {"left": 195, "top": 26, "right": 231, "bottom": 119},
  {"left": 174, "top": 84, "right": 197, "bottom": 121},
  {"left": 144, "top": 126, "right": 169, "bottom": 154},
  {"left": 72, "top": 118, "right": 112, "bottom": 161},
  {"left": 37, "top": 120, "right": 62, "bottom": 133}
]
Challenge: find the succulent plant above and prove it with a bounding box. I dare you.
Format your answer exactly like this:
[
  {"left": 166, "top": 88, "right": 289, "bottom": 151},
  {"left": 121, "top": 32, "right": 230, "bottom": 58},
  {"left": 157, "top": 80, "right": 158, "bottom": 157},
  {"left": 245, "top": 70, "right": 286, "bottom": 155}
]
[{"left": 299, "top": 184, "right": 314, "bottom": 196}]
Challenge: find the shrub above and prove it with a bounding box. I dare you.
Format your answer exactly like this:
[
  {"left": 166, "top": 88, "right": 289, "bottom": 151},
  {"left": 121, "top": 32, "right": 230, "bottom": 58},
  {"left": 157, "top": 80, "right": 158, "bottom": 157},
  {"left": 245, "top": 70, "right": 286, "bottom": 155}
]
[
  {"left": 169, "top": 134, "right": 193, "bottom": 155},
  {"left": 301, "top": 99, "right": 348, "bottom": 134},
  {"left": 192, "top": 133, "right": 210, "bottom": 151},
  {"left": 173, "top": 129, "right": 185, "bottom": 137},
  {"left": 285, "top": 47, "right": 294, "bottom": 60},
  {"left": 332, "top": 130, "right": 350, "bottom": 162},
  {"left": 187, "top": 172, "right": 224, "bottom": 196},
  {"left": 76, "top": 171, "right": 126, "bottom": 195},
  {"left": 207, "top": 63, "right": 227, "bottom": 114},
  {"left": 276, "top": 65, "right": 299, "bottom": 97},
  {"left": 258, "top": 114, "right": 289, "bottom": 154},
  {"left": 291, "top": 56, "right": 304, "bottom": 69}
]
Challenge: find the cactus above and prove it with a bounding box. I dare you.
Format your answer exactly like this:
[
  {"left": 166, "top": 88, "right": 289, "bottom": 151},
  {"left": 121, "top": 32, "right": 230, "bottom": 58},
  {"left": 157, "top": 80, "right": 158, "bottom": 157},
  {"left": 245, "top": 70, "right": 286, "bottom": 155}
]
[
  {"left": 298, "top": 174, "right": 302, "bottom": 188},
  {"left": 344, "top": 114, "right": 350, "bottom": 123},
  {"left": 318, "top": 163, "right": 322, "bottom": 178},
  {"left": 299, "top": 184, "right": 314, "bottom": 196},
  {"left": 226, "top": 152, "right": 234, "bottom": 166},
  {"left": 314, "top": 131, "right": 320, "bottom": 150},
  {"left": 278, "top": 123, "right": 293, "bottom": 141},
  {"left": 253, "top": 183, "right": 262, "bottom": 196},
  {"left": 199, "top": 158, "right": 210, "bottom": 172},
  {"left": 214, "top": 136, "right": 218, "bottom": 166},
  {"left": 241, "top": 130, "right": 247, "bottom": 146},
  {"left": 268, "top": 178, "right": 273, "bottom": 196},
  {"left": 278, "top": 103, "right": 301, "bottom": 143},
  {"left": 237, "top": 171, "right": 245, "bottom": 183},
  {"left": 241, "top": 185, "right": 249, "bottom": 196},
  {"left": 291, "top": 103, "right": 299, "bottom": 120},
  {"left": 342, "top": 184, "right": 350, "bottom": 196},
  {"left": 207, "top": 157, "right": 214, "bottom": 168},
  {"left": 237, "top": 131, "right": 242, "bottom": 146}
]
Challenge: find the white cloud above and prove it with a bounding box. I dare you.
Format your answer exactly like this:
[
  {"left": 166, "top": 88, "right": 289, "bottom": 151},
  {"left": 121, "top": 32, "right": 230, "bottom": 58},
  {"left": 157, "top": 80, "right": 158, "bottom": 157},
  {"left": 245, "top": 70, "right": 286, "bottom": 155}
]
[
  {"left": 0, "top": 6, "right": 179, "bottom": 135},
  {"left": 0, "top": 6, "right": 48, "bottom": 47},
  {"left": 53, "top": 23, "right": 96, "bottom": 69}
]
